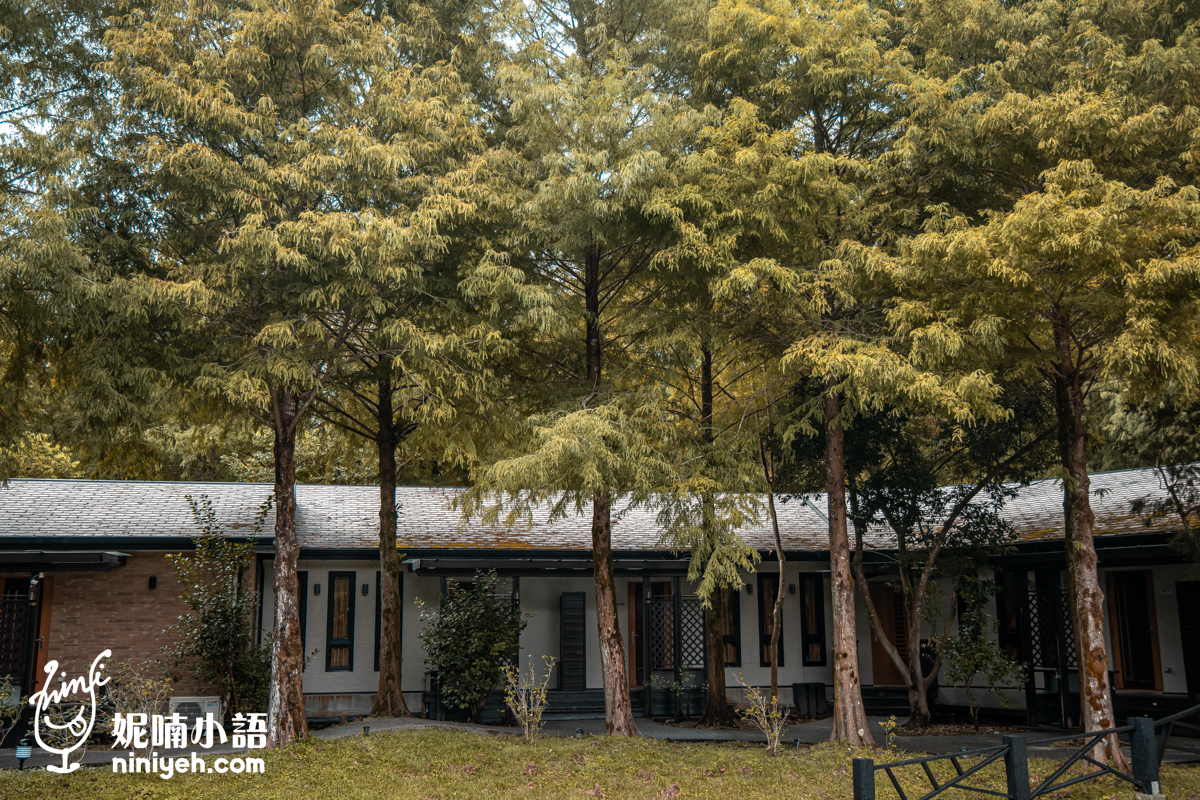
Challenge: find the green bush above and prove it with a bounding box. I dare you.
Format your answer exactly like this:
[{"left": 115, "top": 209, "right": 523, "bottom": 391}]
[
  {"left": 162, "top": 494, "right": 272, "bottom": 719},
  {"left": 419, "top": 571, "right": 526, "bottom": 723}
]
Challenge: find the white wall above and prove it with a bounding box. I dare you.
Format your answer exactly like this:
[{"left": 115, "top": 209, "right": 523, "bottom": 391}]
[
  {"left": 260, "top": 558, "right": 1194, "bottom": 718},
  {"left": 1098, "top": 563, "right": 1191, "bottom": 696}
]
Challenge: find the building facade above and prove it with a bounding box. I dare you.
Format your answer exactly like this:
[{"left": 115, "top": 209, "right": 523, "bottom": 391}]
[{"left": 0, "top": 468, "right": 1193, "bottom": 727}]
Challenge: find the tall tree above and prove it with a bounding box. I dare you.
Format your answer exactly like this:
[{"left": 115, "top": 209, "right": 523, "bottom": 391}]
[
  {"left": 461, "top": 0, "right": 706, "bottom": 736},
  {"left": 839, "top": 397, "right": 1054, "bottom": 727},
  {"left": 316, "top": 278, "right": 501, "bottom": 717},
  {"left": 0, "top": 0, "right": 176, "bottom": 482},
  {"left": 106, "top": 0, "right": 485, "bottom": 745},
  {"left": 896, "top": 0, "right": 1200, "bottom": 758},
  {"left": 646, "top": 304, "right": 763, "bottom": 724},
  {"left": 699, "top": 0, "right": 902, "bottom": 746}
]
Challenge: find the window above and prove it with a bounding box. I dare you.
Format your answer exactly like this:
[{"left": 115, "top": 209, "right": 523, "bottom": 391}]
[
  {"left": 757, "top": 574, "right": 784, "bottom": 667},
  {"left": 298, "top": 571, "right": 308, "bottom": 656},
  {"left": 798, "top": 574, "right": 826, "bottom": 666},
  {"left": 326, "top": 572, "right": 355, "bottom": 671},
  {"left": 720, "top": 586, "right": 741, "bottom": 667}
]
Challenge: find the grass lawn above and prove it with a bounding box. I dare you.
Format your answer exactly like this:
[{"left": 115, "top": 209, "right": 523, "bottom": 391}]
[{"left": 4, "top": 729, "right": 1199, "bottom": 800}]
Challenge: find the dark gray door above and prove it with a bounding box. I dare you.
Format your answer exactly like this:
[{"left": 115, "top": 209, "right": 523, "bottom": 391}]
[{"left": 1177, "top": 581, "right": 1200, "bottom": 697}]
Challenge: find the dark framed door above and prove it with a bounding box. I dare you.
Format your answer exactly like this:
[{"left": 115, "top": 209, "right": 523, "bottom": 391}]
[
  {"left": 868, "top": 582, "right": 908, "bottom": 686},
  {"left": 1177, "top": 581, "right": 1200, "bottom": 697},
  {"left": 1107, "top": 570, "right": 1161, "bottom": 691}
]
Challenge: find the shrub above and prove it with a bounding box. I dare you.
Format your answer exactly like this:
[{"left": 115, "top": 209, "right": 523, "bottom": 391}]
[
  {"left": 162, "top": 494, "right": 273, "bottom": 719},
  {"left": 0, "top": 677, "right": 24, "bottom": 745},
  {"left": 502, "top": 655, "right": 556, "bottom": 741},
  {"left": 98, "top": 658, "right": 174, "bottom": 759},
  {"left": 734, "top": 674, "right": 786, "bottom": 755},
  {"left": 418, "top": 571, "right": 525, "bottom": 723},
  {"left": 942, "top": 577, "right": 1025, "bottom": 730}
]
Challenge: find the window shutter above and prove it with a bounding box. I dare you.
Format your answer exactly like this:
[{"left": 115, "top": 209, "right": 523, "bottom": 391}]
[{"left": 560, "top": 592, "right": 587, "bottom": 691}]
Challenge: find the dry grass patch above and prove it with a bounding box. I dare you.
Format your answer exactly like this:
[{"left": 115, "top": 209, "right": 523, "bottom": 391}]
[{"left": 2, "top": 729, "right": 1199, "bottom": 800}]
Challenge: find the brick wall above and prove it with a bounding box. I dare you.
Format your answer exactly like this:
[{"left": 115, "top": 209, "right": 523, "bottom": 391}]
[{"left": 44, "top": 551, "right": 206, "bottom": 696}]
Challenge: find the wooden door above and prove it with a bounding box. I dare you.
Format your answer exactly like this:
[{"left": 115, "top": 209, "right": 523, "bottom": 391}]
[
  {"left": 868, "top": 582, "right": 908, "bottom": 686},
  {"left": 1107, "top": 570, "right": 1162, "bottom": 691},
  {"left": 627, "top": 583, "right": 644, "bottom": 686}
]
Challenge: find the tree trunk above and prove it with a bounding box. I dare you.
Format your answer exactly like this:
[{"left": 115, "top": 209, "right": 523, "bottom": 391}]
[
  {"left": 1053, "top": 321, "right": 1125, "bottom": 767},
  {"left": 592, "top": 489, "right": 637, "bottom": 735},
  {"left": 582, "top": 245, "right": 635, "bottom": 735},
  {"left": 702, "top": 579, "right": 736, "bottom": 726},
  {"left": 758, "top": 439, "right": 786, "bottom": 703},
  {"left": 698, "top": 342, "right": 734, "bottom": 726},
  {"left": 267, "top": 390, "right": 308, "bottom": 747},
  {"left": 373, "top": 371, "right": 412, "bottom": 718},
  {"left": 826, "top": 388, "right": 874, "bottom": 746}
]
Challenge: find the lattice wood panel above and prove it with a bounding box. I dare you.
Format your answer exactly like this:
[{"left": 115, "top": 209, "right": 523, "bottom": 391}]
[
  {"left": 0, "top": 595, "right": 30, "bottom": 683},
  {"left": 1027, "top": 589, "right": 1077, "bottom": 669},
  {"left": 649, "top": 596, "right": 675, "bottom": 670},
  {"left": 680, "top": 598, "right": 705, "bottom": 669}
]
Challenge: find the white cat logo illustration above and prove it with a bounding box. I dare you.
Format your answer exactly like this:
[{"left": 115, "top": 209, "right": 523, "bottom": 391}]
[{"left": 28, "top": 650, "right": 111, "bottom": 773}]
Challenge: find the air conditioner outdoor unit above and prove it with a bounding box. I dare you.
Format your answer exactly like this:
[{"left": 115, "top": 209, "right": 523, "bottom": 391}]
[{"left": 168, "top": 696, "right": 223, "bottom": 727}]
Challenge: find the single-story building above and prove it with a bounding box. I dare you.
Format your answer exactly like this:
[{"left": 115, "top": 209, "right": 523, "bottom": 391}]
[{"left": 0, "top": 466, "right": 1193, "bottom": 727}]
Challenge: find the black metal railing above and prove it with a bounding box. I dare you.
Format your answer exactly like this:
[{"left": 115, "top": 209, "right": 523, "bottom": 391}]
[
  {"left": 853, "top": 744, "right": 1012, "bottom": 800},
  {"left": 1022, "top": 725, "right": 1139, "bottom": 798},
  {"left": 853, "top": 714, "right": 1172, "bottom": 800},
  {"left": 1154, "top": 702, "right": 1200, "bottom": 764}
]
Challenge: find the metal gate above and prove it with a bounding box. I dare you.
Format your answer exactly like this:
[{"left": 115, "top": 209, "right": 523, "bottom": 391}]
[
  {"left": 1024, "top": 587, "right": 1079, "bottom": 727},
  {"left": 0, "top": 587, "right": 35, "bottom": 690},
  {"left": 645, "top": 585, "right": 706, "bottom": 718},
  {"left": 648, "top": 595, "right": 705, "bottom": 670}
]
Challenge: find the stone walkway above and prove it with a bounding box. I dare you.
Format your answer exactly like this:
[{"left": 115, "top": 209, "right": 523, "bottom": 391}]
[{"left": 4, "top": 714, "right": 1199, "bottom": 770}]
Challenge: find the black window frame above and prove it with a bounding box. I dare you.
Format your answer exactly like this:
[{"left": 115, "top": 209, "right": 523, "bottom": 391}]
[
  {"left": 721, "top": 585, "right": 742, "bottom": 667},
  {"left": 325, "top": 571, "right": 356, "bottom": 672},
  {"left": 798, "top": 573, "right": 827, "bottom": 666},
  {"left": 757, "top": 573, "right": 784, "bottom": 668},
  {"left": 298, "top": 570, "right": 308, "bottom": 658}
]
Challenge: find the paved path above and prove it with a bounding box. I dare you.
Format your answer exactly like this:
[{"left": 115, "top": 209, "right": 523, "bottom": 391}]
[{"left": 4, "top": 714, "right": 1199, "bottom": 769}]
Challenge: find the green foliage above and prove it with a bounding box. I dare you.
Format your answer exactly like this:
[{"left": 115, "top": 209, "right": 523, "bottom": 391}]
[
  {"left": 0, "top": 675, "right": 25, "bottom": 745},
  {"left": 942, "top": 577, "right": 1025, "bottom": 730},
  {"left": 733, "top": 674, "right": 787, "bottom": 756},
  {"left": 418, "top": 571, "right": 525, "bottom": 723},
  {"left": 163, "top": 495, "right": 272, "bottom": 718},
  {"left": 0, "top": 432, "right": 81, "bottom": 478}
]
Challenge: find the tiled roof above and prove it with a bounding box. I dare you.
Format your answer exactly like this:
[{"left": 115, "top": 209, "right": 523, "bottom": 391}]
[{"left": 0, "top": 466, "right": 1182, "bottom": 553}]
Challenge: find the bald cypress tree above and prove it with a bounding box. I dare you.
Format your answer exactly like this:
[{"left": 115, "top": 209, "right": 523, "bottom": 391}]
[
  {"left": 461, "top": 0, "right": 707, "bottom": 736},
  {"left": 106, "top": 0, "right": 491, "bottom": 744},
  {"left": 895, "top": 0, "right": 1200, "bottom": 759}
]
